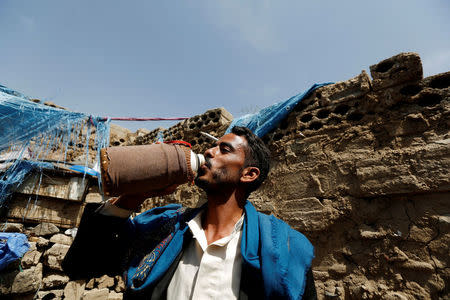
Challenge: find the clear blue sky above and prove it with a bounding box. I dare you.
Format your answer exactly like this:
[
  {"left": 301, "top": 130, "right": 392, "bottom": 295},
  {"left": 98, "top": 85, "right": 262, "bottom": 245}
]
[{"left": 1, "top": 1, "right": 449, "bottom": 131}]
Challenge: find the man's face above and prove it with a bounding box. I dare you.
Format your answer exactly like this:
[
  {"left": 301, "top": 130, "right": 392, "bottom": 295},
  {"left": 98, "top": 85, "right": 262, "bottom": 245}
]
[{"left": 195, "top": 133, "right": 248, "bottom": 192}]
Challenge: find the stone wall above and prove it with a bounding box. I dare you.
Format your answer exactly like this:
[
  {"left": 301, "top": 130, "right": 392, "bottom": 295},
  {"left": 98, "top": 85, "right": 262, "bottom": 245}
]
[
  {"left": 0, "top": 222, "right": 124, "bottom": 299},
  {"left": 142, "top": 53, "right": 450, "bottom": 299},
  {"left": 251, "top": 53, "right": 449, "bottom": 299},
  {"left": 1, "top": 52, "right": 448, "bottom": 299}
]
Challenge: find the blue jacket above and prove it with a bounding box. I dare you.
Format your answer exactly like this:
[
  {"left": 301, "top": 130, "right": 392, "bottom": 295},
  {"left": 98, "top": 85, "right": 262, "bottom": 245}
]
[
  {"left": 125, "top": 201, "right": 314, "bottom": 299},
  {"left": 63, "top": 201, "right": 315, "bottom": 299}
]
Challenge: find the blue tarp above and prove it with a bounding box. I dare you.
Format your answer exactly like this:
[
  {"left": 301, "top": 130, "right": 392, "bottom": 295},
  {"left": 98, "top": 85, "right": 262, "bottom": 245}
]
[
  {"left": 226, "top": 83, "right": 332, "bottom": 137},
  {"left": 0, "top": 232, "right": 29, "bottom": 271},
  {"left": 0, "top": 84, "right": 110, "bottom": 207}
]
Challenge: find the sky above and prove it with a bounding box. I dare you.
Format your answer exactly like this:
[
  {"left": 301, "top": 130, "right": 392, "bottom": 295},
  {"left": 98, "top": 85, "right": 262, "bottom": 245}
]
[{"left": 1, "top": 1, "right": 449, "bottom": 132}]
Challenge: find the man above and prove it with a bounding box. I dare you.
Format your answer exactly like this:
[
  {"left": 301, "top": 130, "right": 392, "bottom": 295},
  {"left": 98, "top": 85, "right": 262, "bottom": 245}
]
[{"left": 63, "top": 126, "right": 316, "bottom": 299}]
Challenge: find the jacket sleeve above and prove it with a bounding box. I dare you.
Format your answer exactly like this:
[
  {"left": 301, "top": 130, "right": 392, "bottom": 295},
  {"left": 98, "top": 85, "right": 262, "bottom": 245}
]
[
  {"left": 302, "top": 268, "right": 318, "bottom": 300},
  {"left": 62, "top": 202, "right": 136, "bottom": 279}
]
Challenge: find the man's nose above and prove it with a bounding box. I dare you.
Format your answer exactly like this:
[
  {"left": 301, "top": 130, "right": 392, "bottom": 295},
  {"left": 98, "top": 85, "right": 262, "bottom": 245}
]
[{"left": 204, "top": 146, "right": 216, "bottom": 158}]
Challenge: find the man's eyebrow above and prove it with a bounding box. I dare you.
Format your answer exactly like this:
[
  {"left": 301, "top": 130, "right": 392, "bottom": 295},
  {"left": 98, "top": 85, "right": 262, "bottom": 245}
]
[{"left": 216, "top": 141, "right": 235, "bottom": 151}]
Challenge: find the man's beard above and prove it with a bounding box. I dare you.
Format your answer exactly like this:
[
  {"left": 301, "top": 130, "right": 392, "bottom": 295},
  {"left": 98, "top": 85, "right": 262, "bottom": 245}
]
[
  {"left": 195, "top": 168, "right": 231, "bottom": 193},
  {"left": 195, "top": 160, "right": 238, "bottom": 194}
]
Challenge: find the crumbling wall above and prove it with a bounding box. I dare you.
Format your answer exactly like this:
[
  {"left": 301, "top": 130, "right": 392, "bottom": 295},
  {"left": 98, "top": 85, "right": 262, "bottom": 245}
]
[
  {"left": 144, "top": 53, "right": 450, "bottom": 299},
  {"left": 1, "top": 52, "right": 448, "bottom": 299},
  {"left": 253, "top": 53, "right": 449, "bottom": 299}
]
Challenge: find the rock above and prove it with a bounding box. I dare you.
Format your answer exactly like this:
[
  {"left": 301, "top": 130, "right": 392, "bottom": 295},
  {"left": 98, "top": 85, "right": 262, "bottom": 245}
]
[
  {"left": 388, "top": 247, "right": 408, "bottom": 262},
  {"left": 82, "top": 288, "right": 110, "bottom": 300},
  {"left": 359, "top": 224, "right": 386, "bottom": 239},
  {"left": 97, "top": 274, "right": 115, "bottom": 289},
  {"left": 369, "top": 52, "right": 423, "bottom": 90},
  {"left": 312, "top": 271, "right": 329, "bottom": 281},
  {"left": 328, "top": 264, "right": 347, "bottom": 276},
  {"left": 108, "top": 291, "right": 123, "bottom": 300},
  {"left": 408, "top": 224, "right": 435, "bottom": 243},
  {"left": 49, "top": 233, "right": 73, "bottom": 246},
  {"left": 32, "top": 223, "right": 60, "bottom": 236},
  {"left": 44, "top": 243, "right": 70, "bottom": 271},
  {"left": 0, "top": 222, "right": 24, "bottom": 232},
  {"left": 64, "top": 280, "right": 86, "bottom": 300},
  {"left": 36, "top": 289, "right": 65, "bottom": 299},
  {"left": 11, "top": 263, "right": 43, "bottom": 294},
  {"left": 43, "top": 101, "right": 66, "bottom": 110},
  {"left": 85, "top": 191, "right": 103, "bottom": 203},
  {"left": 21, "top": 242, "right": 42, "bottom": 268},
  {"left": 64, "top": 228, "right": 78, "bottom": 238},
  {"left": 384, "top": 291, "right": 409, "bottom": 300},
  {"left": 399, "top": 260, "right": 434, "bottom": 272},
  {"left": 37, "top": 237, "right": 50, "bottom": 247},
  {"left": 43, "top": 274, "right": 70, "bottom": 289},
  {"left": 86, "top": 278, "right": 96, "bottom": 289},
  {"left": 114, "top": 275, "right": 126, "bottom": 293}
]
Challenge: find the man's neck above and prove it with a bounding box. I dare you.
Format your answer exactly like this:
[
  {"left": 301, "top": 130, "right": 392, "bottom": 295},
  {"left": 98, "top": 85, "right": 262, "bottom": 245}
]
[{"left": 202, "top": 191, "right": 245, "bottom": 245}]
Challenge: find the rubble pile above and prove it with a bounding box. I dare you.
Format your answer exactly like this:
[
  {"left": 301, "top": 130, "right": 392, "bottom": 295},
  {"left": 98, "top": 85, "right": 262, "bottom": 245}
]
[{"left": 0, "top": 222, "right": 124, "bottom": 299}]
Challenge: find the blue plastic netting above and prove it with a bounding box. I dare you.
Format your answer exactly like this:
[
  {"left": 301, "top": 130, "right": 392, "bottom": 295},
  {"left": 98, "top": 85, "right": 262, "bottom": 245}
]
[
  {"left": 226, "top": 83, "right": 332, "bottom": 137},
  {"left": 0, "top": 84, "right": 110, "bottom": 208}
]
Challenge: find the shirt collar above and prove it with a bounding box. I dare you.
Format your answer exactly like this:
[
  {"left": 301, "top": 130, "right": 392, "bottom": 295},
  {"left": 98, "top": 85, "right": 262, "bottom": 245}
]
[{"left": 187, "top": 210, "right": 245, "bottom": 249}]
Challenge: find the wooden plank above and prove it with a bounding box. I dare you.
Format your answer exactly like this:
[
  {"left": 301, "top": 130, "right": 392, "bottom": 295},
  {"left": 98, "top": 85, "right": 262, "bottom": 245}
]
[
  {"left": 13, "top": 170, "right": 91, "bottom": 202},
  {"left": 6, "top": 195, "right": 85, "bottom": 228}
]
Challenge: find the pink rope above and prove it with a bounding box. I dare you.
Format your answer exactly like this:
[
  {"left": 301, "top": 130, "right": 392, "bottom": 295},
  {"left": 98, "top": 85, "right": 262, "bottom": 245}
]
[{"left": 103, "top": 117, "right": 189, "bottom": 121}]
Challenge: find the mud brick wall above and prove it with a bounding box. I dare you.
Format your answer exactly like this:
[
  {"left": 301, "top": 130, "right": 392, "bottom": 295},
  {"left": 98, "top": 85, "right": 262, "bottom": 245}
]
[
  {"left": 145, "top": 53, "right": 450, "bottom": 299},
  {"left": 1, "top": 52, "right": 448, "bottom": 299},
  {"left": 134, "top": 107, "right": 233, "bottom": 153}
]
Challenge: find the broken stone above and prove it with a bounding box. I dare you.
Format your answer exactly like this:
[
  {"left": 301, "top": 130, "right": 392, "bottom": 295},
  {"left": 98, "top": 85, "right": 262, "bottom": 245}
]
[
  {"left": 370, "top": 52, "right": 423, "bottom": 90},
  {"left": 49, "top": 233, "right": 73, "bottom": 246},
  {"left": 32, "top": 222, "right": 60, "bottom": 236},
  {"left": 114, "top": 275, "right": 126, "bottom": 293},
  {"left": 44, "top": 243, "right": 70, "bottom": 271},
  {"left": 36, "top": 289, "right": 64, "bottom": 299},
  {"left": 64, "top": 280, "right": 86, "bottom": 300},
  {"left": 96, "top": 274, "right": 114, "bottom": 289},
  {"left": 359, "top": 224, "right": 386, "bottom": 239},
  {"left": 388, "top": 247, "right": 409, "bottom": 262},
  {"left": 312, "top": 270, "right": 329, "bottom": 281},
  {"left": 11, "top": 263, "right": 43, "bottom": 294},
  {"left": 0, "top": 222, "right": 24, "bottom": 232},
  {"left": 43, "top": 274, "right": 70, "bottom": 289},
  {"left": 86, "top": 278, "right": 96, "bottom": 289},
  {"left": 85, "top": 191, "right": 103, "bottom": 203},
  {"left": 399, "top": 260, "right": 434, "bottom": 272},
  {"left": 384, "top": 291, "right": 409, "bottom": 300},
  {"left": 108, "top": 291, "right": 123, "bottom": 300},
  {"left": 37, "top": 236, "right": 50, "bottom": 247},
  {"left": 408, "top": 224, "right": 436, "bottom": 243},
  {"left": 328, "top": 263, "right": 347, "bottom": 275},
  {"left": 82, "top": 288, "right": 110, "bottom": 300},
  {"left": 21, "top": 242, "right": 42, "bottom": 268}
]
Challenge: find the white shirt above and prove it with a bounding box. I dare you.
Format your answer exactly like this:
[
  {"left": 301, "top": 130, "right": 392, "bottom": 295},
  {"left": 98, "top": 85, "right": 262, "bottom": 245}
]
[
  {"left": 100, "top": 201, "right": 244, "bottom": 299},
  {"left": 167, "top": 211, "right": 244, "bottom": 300}
]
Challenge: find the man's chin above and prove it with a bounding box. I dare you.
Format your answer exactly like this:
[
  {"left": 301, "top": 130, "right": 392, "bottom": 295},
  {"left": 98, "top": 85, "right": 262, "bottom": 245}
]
[{"left": 194, "top": 176, "right": 209, "bottom": 191}]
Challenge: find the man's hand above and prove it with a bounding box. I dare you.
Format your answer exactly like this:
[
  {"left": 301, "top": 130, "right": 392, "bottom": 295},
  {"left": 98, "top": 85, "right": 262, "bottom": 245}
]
[{"left": 111, "top": 184, "right": 179, "bottom": 211}]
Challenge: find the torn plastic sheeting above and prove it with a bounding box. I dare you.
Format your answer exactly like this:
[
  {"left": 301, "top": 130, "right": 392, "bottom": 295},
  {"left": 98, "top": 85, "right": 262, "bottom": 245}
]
[
  {"left": 226, "top": 82, "right": 332, "bottom": 137},
  {"left": 0, "top": 232, "right": 30, "bottom": 271}
]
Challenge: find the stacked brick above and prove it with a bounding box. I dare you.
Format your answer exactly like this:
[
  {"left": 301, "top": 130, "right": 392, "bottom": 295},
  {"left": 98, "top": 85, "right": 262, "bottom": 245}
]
[{"left": 134, "top": 108, "right": 233, "bottom": 154}]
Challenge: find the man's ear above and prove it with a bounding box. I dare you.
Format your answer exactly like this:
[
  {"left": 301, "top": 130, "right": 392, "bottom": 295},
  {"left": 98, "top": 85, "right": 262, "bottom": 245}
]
[{"left": 240, "top": 167, "right": 260, "bottom": 184}]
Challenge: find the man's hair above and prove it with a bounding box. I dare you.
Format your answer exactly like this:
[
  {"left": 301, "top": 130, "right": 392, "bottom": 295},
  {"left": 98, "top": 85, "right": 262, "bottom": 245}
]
[{"left": 231, "top": 126, "right": 271, "bottom": 196}]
